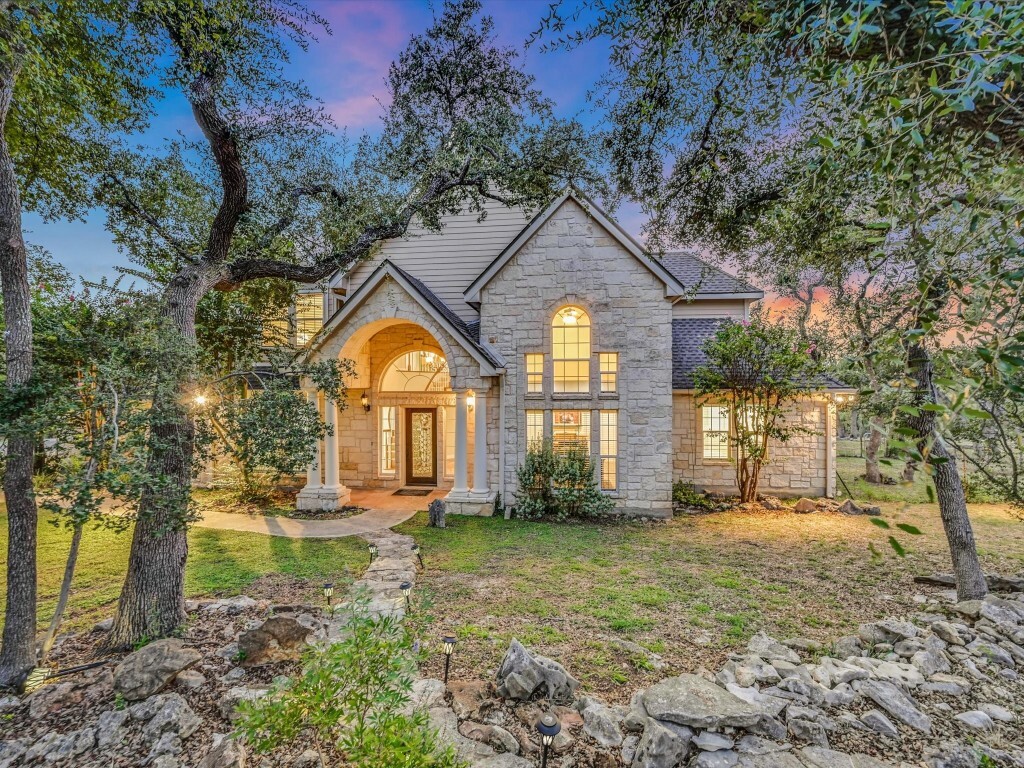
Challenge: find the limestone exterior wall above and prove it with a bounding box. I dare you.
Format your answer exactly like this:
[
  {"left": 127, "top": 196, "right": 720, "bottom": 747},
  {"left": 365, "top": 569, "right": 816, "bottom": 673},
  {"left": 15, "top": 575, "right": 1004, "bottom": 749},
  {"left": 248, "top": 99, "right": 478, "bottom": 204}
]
[
  {"left": 479, "top": 197, "right": 675, "bottom": 516},
  {"left": 672, "top": 394, "right": 835, "bottom": 497}
]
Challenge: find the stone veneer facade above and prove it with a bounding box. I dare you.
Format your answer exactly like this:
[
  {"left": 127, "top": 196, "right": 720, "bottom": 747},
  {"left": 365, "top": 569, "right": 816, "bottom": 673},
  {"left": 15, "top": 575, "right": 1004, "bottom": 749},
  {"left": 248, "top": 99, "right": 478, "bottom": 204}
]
[{"left": 480, "top": 198, "right": 675, "bottom": 517}]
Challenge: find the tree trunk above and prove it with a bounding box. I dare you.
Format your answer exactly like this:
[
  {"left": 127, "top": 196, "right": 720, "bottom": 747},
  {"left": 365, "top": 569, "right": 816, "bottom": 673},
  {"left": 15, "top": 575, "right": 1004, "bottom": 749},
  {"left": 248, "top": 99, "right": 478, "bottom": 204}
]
[
  {"left": 864, "top": 416, "right": 885, "bottom": 484},
  {"left": 905, "top": 342, "right": 987, "bottom": 600},
  {"left": 0, "top": 60, "right": 39, "bottom": 688},
  {"left": 38, "top": 523, "right": 83, "bottom": 662},
  {"left": 107, "top": 277, "right": 201, "bottom": 648}
]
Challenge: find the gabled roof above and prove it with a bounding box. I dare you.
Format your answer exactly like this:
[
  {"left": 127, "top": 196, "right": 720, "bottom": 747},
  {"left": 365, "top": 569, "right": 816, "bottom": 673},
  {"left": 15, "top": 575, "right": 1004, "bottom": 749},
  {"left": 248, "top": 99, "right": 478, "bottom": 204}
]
[
  {"left": 463, "top": 189, "right": 688, "bottom": 304},
  {"left": 672, "top": 318, "right": 851, "bottom": 391},
  {"left": 659, "top": 252, "right": 762, "bottom": 298},
  {"left": 310, "top": 260, "right": 503, "bottom": 373}
]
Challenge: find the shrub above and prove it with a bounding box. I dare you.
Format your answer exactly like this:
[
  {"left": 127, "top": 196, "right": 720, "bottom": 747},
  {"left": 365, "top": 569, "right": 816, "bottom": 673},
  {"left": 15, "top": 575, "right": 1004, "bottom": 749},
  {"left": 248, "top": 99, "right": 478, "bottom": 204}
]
[
  {"left": 672, "top": 481, "right": 716, "bottom": 511},
  {"left": 515, "top": 440, "right": 613, "bottom": 520},
  {"left": 235, "top": 599, "right": 463, "bottom": 768}
]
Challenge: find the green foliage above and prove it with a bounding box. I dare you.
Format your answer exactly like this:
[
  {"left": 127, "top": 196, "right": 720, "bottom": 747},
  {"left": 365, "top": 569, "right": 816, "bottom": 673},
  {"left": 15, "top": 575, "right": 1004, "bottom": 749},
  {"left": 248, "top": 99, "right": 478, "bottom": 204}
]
[
  {"left": 235, "top": 599, "right": 464, "bottom": 768},
  {"left": 672, "top": 481, "right": 715, "bottom": 511},
  {"left": 693, "top": 316, "right": 822, "bottom": 502},
  {"left": 515, "top": 440, "right": 613, "bottom": 521}
]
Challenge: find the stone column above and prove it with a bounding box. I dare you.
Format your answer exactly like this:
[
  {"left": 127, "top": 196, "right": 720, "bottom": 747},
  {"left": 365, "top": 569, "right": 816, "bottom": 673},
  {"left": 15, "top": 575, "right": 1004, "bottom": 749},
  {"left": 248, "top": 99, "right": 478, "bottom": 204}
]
[
  {"left": 324, "top": 397, "right": 341, "bottom": 489},
  {"left": 452, "top": 389, "right": 469, "bottom": 494},
  {"left": 297, "top": 393, "right": 350, "bottom": 510},
  {"left": 304, "top": 388, "right": 322, "bottom": 489},
  {"left": 471, "top": 391, "right": 488, "bottom": 495}
]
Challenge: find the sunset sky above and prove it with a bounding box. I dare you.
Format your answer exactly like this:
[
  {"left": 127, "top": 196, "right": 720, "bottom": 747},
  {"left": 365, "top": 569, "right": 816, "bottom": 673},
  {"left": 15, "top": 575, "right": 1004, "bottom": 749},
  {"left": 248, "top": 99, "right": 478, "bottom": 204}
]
[{"left": 31, "top": 0, "right": 655, "bottom": 284}]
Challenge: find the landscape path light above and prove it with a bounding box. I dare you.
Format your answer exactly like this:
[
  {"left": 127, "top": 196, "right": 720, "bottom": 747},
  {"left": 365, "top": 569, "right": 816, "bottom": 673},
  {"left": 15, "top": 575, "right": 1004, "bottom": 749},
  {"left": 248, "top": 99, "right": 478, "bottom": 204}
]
[
  {"left": 412, "top": 543, "right": 424, "bottom": 569},
  {"left": 536, "top": 713, "right": 561, "bottom": 768},
  {"left": 323, "top": 582, "right": 334, "bottom": 610},
  {"left": 401, "top": 581, "right": 412, "bottom": 610},
  {"left": 368, "top": 542, "right": 378, "bottom": 563},
  {"left": 442, "top": 634, "right": 457, "bottom": 684}
]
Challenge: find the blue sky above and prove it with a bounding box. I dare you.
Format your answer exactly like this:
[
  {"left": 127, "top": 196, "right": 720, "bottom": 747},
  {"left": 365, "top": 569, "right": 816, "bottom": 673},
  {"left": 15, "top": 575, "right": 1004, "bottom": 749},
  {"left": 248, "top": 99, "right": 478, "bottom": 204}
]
[{"left": 30, "top": 0, "right": 643, "bottom": 284}]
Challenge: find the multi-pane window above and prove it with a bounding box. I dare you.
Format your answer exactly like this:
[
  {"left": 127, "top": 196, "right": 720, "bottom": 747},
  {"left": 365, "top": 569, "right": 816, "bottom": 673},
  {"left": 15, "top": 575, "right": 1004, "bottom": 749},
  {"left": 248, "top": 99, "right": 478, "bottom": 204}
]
[
  {"left": 702, "top": 405, "right": 730, "bottom": 460},
  {"left": 526, "top": 354, "right": 544, "bottom": 394},
  {"left": 599, "top": 353, "right": 618, "bottom": 394},
  {"left": 552, "top": 410, "right": 591, "bottom": 454},
  {"left": 380, "top": 406, "right": 397, "bottom": 474},
  {"left": 526, "top": 410, "right": 545, "bottom": 450},
  {"left": 599, "top": 410, "right": 618, "bottom": 491},
  {"left": 295, "top": 293, "right": 324, "bottom": 345},
  {"left": 552, "top": 306, "right": 591, "bottom": 393}
]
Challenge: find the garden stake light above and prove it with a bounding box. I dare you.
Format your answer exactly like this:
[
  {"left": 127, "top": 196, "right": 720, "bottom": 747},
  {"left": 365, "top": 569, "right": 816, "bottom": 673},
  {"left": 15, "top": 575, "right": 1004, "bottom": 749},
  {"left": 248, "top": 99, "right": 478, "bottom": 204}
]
[
  {"left": 442, "top": 634, "right": 457, "bottom": 684},
  {"left": 412, "top": 543, "right": 424, "bottom": 569},
  {"left": 323, "top": 582, "right": 334, "bottom": 609},
  {"left": 401, "top": 581, "right": 412, "bottom": 610},
  {"left": 537, "top": 713, "right": 561, "bottom": 768},
  {"left": 368, "top": 542, "right": 378, "bottom": 563}
]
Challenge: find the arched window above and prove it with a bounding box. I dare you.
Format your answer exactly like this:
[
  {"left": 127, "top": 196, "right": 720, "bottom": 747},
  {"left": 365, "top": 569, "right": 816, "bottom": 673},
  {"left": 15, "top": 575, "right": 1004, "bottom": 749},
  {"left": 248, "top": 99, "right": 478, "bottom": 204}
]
[
  {"left": 381, "top": 351, "right": 450, "bottom": 392},
  {"left": 552, "top": 306, "right": 590, "bottom": 393}
]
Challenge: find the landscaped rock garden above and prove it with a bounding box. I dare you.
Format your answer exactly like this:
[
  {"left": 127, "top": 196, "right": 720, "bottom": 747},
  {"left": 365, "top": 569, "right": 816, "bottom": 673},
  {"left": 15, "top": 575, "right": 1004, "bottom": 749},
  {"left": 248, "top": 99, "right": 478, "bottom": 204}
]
[
  {"left": 424, "top": 590, "right": 1024, "bottom": 767},
  {"left": 674, "top": 491, "right": 881, "bottom": 518}
]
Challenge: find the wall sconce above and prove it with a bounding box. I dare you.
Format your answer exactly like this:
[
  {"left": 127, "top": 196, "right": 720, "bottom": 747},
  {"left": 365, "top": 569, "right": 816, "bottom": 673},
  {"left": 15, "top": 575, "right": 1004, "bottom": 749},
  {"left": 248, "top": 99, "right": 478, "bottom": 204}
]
[
  {"left": 467, "top": 393, "right": 475, "bottom": 412},
  {"left": 361, "top": 391, "right": 371, "bottom": 413}
]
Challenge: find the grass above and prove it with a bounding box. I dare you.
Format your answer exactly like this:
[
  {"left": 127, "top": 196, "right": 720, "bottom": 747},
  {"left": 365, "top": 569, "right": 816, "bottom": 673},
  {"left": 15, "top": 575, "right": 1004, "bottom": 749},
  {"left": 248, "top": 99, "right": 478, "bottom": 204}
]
[
  {"left": 0, "top": 507, "right": 367, "bottom": 633},
  {"left": 400, "top": 500, "right": 1024, "bottom": 700}
]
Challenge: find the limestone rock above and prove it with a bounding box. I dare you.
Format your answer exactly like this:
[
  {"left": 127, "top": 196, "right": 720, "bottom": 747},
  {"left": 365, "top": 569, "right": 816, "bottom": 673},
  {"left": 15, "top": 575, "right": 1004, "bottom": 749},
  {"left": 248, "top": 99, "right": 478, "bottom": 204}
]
[
  {"left": 695, "top": 752, "right": 739, "bottom": 768},
  {"left": 495, "top": 639, "right": 579, "bottom": 703},
  {"left": 113, "top": 639, "right": 202, "bottom": 701},
  {"left": 859, "top": 709, "right": 899, "bottom": 738},
  {"left": 747, "top": 632, "right": 800, "bottom": 664},
  {"left": 96, "top": 709, "right": 131, "bottom": 748},
  {"left": 473, "top": 756, "right": 533, "bottom": 768},
  {"left": 219, "top": 686, "right": 271, "bottom": 722},
  {"left": 693, "top": 731, "right": 734, "bottom": 751},
  {"left": 406, "top": 678, "right": 446, "bottom": 713},
  {"left": 832, "top": 636, "right": 863, "bottom": 659},
  {"left": 632, "top": 718, "right": 692, "bottom": 768},
  {"left": 858, "top": 680, "right": 931, "bottom": 733},
  {"left": 0, "top": 740, "right": 26, "bottom": 768},
  {"left": 237, "top": 616, "right": 311, "bottom": 666},
  {"left": 581, "top": 700, "right": 624, "bottom": 748},
  {"left": 143, "top": 693, "right": 202, "bottom": 740},
  {"left": 793, "top": 498, "right": 817, "bottom": 513},
  {"left": 175, "top": 669, "right": 207, "bottom": 690},
  {"left": 643, "top": 675, "right": 763, "bottom": 729},
  {"left": 458, "top": 721, "right": 519, "bottom": 754},
  {"left": 429, "top": 705, "right": 495, "bottom": 761},
  {"left": 203, "top": 595, "right": 257, "bottom": 615},
  {"left": 449, "top": 680, "right": 499, "bottom": 721},
  {"left": 978, "top": 702, "right": 1014, "bottom": 723},
  {"left": 965, "top": 639, "right": 1014, "bottom": 667},
  {"left": 953, "top": 710, "right": 994, "bottom": 731},
  {"left": 787, "top": 717, "right": 829, "bottom": 747},
  {"left": 932, "top": 621, "right": 967, "bottom": 646},
  {"left": 799, "top": 746, "right": 896, "bottom": 768},
  {"left": 980, "top": 595, "right": 1024, "bottom": 625}
]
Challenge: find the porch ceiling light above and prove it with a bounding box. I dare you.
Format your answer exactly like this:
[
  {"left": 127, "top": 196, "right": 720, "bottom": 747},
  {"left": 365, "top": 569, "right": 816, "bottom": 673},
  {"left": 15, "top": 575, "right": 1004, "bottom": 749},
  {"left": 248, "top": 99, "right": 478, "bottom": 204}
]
[
  {"left": 442, "top": 634, "right": 457, "bottom": 684},
  {"left": 400, "top": 581, "right": 413, "bottom": 610},
  {"left": 537, "top": 713, "right": 561, "bottom": 768},
  {"left": 361, "top": 391, "right": 371, "bottom": 412}
]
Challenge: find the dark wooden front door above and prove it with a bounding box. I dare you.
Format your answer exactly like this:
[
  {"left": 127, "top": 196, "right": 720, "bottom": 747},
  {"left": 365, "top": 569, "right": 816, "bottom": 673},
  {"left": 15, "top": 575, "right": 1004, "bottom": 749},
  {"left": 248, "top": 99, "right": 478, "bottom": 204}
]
[{"left": 405, "top": 408, "right": 437, "bottom": 485}]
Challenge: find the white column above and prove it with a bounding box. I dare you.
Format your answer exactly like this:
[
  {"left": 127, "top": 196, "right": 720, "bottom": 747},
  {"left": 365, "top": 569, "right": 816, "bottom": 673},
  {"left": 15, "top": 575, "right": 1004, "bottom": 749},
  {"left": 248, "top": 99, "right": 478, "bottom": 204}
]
[
  {"left": 472, "top": 392, "right": 489, "bottom": 495},
  {"left": 304, "top": 389, "right": 322, "bottom": 489},
  {"left": 453, "top": 389, "right": 469, "bottom": 494},
  {"left": 324, "top": 397, "right": 341, "bottom": 489}
]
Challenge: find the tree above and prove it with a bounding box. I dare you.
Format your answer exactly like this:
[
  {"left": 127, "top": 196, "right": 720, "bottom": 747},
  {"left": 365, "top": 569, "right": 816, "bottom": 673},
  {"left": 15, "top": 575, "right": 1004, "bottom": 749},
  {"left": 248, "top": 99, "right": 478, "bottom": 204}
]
[
  {"left": 96, "top": 0, "right": 596, "bottom": 647},
  {"left": 541, "top": 0, "right": 1024, "bottom": 599},
  {"left": 0, "top": 0, "right": 147, "bottom": 688},
  {"left": 693, "top": 318, "right": 822, "bottom": 502}
]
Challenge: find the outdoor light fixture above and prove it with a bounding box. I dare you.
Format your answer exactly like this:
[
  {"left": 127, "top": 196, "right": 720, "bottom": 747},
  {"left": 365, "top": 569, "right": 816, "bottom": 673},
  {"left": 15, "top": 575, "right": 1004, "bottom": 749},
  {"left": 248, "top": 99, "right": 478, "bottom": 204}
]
[
  {"left": 400, "top": 581, "right": 412, "bottom": 610},
  {"left": 442, "top": 634, "right": 457, "bottom": 685},
  {"left": 323, "top": 582, "right": 334, "bottom": 608},
  {"left": 368, "top": 542, "right": 378, "bottom": 563},
  {"left": 536, "top": 713, "right": 561, "bottom": 768},
  {"left": 361, "top": 391, "right": 371, "bottom": 413},
  {"left": 467, "top": 393, "right": 475, "bottom": 411},
  {"left": 193, "top": 394, "right": 208, "bottom": 406},
  {"left": 562, "top": 307, "right": 578, "bottom": 325},
  {"left": 412, "top": 543, "right": 424, "bottom": 569}
]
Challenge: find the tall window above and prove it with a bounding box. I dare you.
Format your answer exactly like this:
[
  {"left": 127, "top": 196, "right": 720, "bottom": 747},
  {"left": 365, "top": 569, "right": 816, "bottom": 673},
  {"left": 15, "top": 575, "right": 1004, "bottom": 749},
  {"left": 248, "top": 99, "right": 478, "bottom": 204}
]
[
  {"left": 380, "top": 406, "right": 397, "bottom": 474},
  {"left": 599, "top": 353, "right": 618, "bottom": 394},
  {"left": 295, "top": 293, "right": 324, "bottom": 345},
  {"left": 381, "top": 351, "right": 450, "bottom": 392},
  {"left": 552, "top": 410, "right": 590, "bottom": 454},
  {"left": 525, "top": 354, "right": 544, "bottom": 394},
  {"left": 702, "top": 405, "right": 730, "bottom": 460},
  {"left": 599, "top": 410, "right": 618, "bottom": 491},
  {"left": 526, "top": 410, "right": 544, "bottom": 450},
  {"left": 552, "top": 306, "right": 590, "bottom": 393}
]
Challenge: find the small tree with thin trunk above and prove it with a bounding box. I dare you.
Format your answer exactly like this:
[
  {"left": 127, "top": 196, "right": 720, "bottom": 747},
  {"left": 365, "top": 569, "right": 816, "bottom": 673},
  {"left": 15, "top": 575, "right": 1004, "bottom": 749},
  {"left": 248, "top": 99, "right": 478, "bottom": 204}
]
[{"left": 693, "top": 318, "right": 822, "bottom": 503}]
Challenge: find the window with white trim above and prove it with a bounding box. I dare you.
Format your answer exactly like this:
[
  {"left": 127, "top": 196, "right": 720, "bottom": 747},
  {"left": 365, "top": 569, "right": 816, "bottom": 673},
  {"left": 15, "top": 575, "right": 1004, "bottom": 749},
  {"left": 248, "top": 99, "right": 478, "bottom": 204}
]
[
  {"left": 552, "top": 306, "right": 590, "bottom": 393},
  {"left": 380, "top": 406, "right": 397, "bottom": 474},
  {"left": 599, "top": 410, "right": 618, "bottom": 491},
  {"left": 526, "top": 410, "right": 544, "bottom": 450},
  {"left": 526, "top": 353, "right": 544, "bottom": 394},
  {"left": 702, "top": 405, "right": 730, "bottom": 460},
  {"left": 599, "top": 353, "right": 618, "bottom": 394},
  {"left": 552, "top": 410, "right": 590, "bottom": 454},
  {"left": 295, "top": 293, "right": 324, "bottom": 345}
]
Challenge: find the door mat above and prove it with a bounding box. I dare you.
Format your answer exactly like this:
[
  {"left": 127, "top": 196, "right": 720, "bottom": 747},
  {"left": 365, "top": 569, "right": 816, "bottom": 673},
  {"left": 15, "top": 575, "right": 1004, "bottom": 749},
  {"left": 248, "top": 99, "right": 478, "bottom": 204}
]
[{"left": 394, "top": 488, "right": 432, "bottom": 496}]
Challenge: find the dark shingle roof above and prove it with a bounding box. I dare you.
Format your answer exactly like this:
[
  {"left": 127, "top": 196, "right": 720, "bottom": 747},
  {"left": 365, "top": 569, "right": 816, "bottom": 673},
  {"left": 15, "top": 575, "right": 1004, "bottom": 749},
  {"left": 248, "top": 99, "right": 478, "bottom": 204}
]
[
  {"left": 658, "top": 252, "right": 762, "bottom": 296},
  {"left": 672, "top": 318, "right": 850, "bottom": 391},
  {"left": 389, "top": 263, "right": 503, "bottom": 368}
]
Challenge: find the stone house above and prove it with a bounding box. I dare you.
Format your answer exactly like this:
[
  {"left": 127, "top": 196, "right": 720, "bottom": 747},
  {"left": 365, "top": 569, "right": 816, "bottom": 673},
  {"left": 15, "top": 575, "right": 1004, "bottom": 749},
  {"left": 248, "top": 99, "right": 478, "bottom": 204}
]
[{"left": 290, "top": 190, "right": 849, "bottom": 517}]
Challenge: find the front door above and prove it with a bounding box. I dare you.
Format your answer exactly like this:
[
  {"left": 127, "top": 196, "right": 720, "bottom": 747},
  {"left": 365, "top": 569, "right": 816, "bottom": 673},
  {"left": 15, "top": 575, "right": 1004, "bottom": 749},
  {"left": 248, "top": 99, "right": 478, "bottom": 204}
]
[{"left": 405, "top": 408, "right": 437, "bottom": 485}]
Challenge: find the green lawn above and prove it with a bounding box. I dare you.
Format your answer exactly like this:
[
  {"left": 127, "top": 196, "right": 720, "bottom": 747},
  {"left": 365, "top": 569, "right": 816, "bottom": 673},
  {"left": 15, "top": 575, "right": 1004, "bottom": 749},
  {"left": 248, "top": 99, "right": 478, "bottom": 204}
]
[
  {"left": 399, "top": 501, "right": 1024, "bottom": 700},
  {"left": 0, "top": 507, "right": 367, "bottom": 633}
]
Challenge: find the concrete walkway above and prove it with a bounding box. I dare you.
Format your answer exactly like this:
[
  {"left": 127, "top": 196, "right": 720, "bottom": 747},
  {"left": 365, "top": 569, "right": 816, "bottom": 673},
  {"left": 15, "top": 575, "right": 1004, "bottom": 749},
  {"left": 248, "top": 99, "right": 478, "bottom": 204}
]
[{"left": 192, "top": 488, "right": 445, "bottom": 539}]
